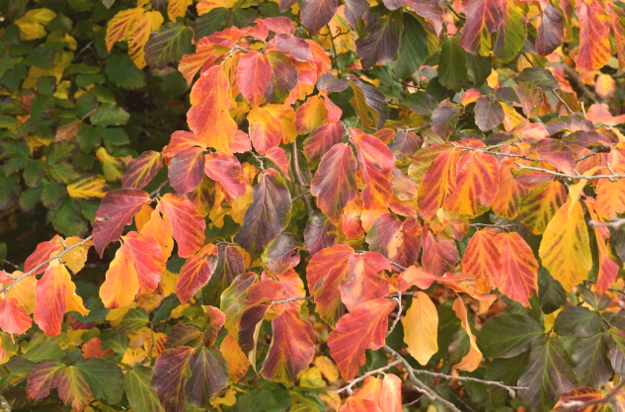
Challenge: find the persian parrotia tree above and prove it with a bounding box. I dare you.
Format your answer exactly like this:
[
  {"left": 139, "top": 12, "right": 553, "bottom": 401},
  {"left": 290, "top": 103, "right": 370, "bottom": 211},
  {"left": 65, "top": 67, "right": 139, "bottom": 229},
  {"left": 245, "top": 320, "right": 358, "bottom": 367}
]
[{"left": 2, "top": 0, "right": 625, "bottom": 411}]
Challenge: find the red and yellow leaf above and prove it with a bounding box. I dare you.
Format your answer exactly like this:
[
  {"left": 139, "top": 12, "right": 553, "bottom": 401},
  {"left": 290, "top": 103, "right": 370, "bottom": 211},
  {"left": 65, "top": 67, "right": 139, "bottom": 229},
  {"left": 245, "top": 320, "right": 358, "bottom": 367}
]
[
  {"left": 238, "top": 51, "right": 272, "bottom": 105},
  {"left": 158, "top": 193, "right": 206, "bottom": 258},
  {"left": 452, "top": 297, "right": 482, "bottom": 372},
  {"left": 176, "top": 244, "right": 218, "bottom": 303},
  {"left": 575, "top": 0, "right": 611, "bottom": 71},
  {"left": 0, "top": 297, "right": 32, "bottom": 334},
  {"left": 461, "top": 228, "right": 501, "bottom": 293},
  {"left": 518, "top": 181, "right": 567, "bottom": 235},
  {"left": 492, "top": 232, "right": 538, "bottom": 307},
  {"left": 247, "top": 104, "right": 297, "bottom": 155},
  {"left": 122, "top": 151, "right": 163, "bottom": 190}
]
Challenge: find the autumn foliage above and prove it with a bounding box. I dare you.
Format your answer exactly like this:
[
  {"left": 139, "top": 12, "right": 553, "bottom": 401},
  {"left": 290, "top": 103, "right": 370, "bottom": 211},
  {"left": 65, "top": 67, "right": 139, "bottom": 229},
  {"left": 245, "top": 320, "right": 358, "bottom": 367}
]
[{"left": 2, "top": 0, "right": 625, "bottom": 410}]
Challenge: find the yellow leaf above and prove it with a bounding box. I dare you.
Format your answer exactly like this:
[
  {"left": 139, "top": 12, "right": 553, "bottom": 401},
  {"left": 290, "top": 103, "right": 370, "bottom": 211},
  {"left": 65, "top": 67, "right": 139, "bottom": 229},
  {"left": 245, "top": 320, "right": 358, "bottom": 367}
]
[
  {"left": 539, "top": 199, "right": 592, "bottom": 291},
  {"left": 314, "top": 355, "right": 339, "bottom": 383},
  {"left": 121, "top": 347, "right": 147, "bottom": 365},
  {"left": 96, "top": 147, "right": 126, "bottom": 182},
  {"left": 451, "top": 298, "right": 482, "bottom": 371},
  {"left": 54, "top": 81, "right": 71, "bottom": 99},
  {"left": 61, "top": 265, "right": 90, "bottom": 316},
  {"left": 128, "top": 10, "right": 164, "bottom": 69},
  {"left": 106, "top": 8, "right": 145, "bottom": 52},
  {"left": 62, "top": 237, "right": 94, "bottom": 274},
  {"left": 212, "top": 388, "right": 238, "bottom": 406},
  {"left": 167, "top": 0, "right": 194, "bottom": 21},
  {"left": 67, "top": 175, "right": 108, "bottom": 199},
  {"left": 403, "top": 291, "right": 438, "bottom": 366},
  {"left": 15, "top": 9, "right": 57, "bottom": 40},
  {"left": 196, "top": 0, "right": 237, "bottom": 15},
  {"left": 1, "top": 272, "right": 36, "bottom": 313},
  {"left": 595, "top": 73, "right": 616, "bottom": 100},
  {"left": 105, "top": 303, "right": 137, "bottom": 327},
  {"left": 299, "top": 366, "right": 326, "bottom": 388},
  {"left": 159, "top": 270, "right": 178, "bottom": 297}
]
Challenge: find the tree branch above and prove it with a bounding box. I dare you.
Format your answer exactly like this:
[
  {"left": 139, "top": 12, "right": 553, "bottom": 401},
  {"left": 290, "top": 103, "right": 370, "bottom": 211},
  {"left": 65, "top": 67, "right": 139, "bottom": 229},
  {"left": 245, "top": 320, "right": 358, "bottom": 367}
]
[
  {"left": 386, "top": 292, "right": 403, "bottom": 337},
  {"left": 556, "top": 380, "right": 625, "bottom": 411},
  {"left": 383, "top": 346, "right": 463, "bottom": 412},
  {"left": 270, "top": 296, "right": 311, "bottom": 305},
  {"left": 334, "top": 360, "right": 403, "bottom": 395},
  {"left": 411, "top": 369, "right": 528, "bottom": 399},
  {"left": 589, "top": 218, "right": 625, "bottom": 229},
  {"left": 513, "top": 163, "right": 625, "bottom": 180}
]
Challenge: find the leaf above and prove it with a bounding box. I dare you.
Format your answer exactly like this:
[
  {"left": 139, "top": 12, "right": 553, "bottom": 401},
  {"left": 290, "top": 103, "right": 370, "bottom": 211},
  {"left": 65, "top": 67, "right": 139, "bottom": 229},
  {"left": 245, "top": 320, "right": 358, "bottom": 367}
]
[
  {"left": 262, "top": 233, "right": 302, "bottom": 275},
  {"left": 57, "top": 365, "right": 91, "bottom": 412},
  {"left": 26, "top": 359, "right": 65, "bottom": 400},
  {"left": 438, "top": 37, "right": 467, "bottom": 92},
  {"left": 477, "top": 313, "right": 544, "bottom": 358},
  {"left": 295, "top": 96, "right": 328, "bottom": 135},
  {"left": 187, "top": 66, "right": 241, "bottom": 155},
  {"left": 394, "top": 14, "right": 429, "bottom": 78},
  {"left": 519, "top": 181, "right": 567, "bottom": 235},
  {"left": 517, "top": 67, "right": 559, "bottom": 91},
  {"left": 128, "top": 11, "right": 164, "bottom": 69},
  {"left": 76, "top": 358, "right": 124, "bottom": 404},
  {"left": 421, "top": 229, "right": 459, "bottom": 276},
  {"left": 606, "top": 327, "right": 625, "bottom": 376},
  {"left": 491, "top": 232, "right": 538, "bottom": 307},
  {"left": 554, "top": 387, "right": 603, "bottom": 411},
  {"left": 238, "top": 51, "right": 272, "bottom": 105},
  {"left": 537, "top": 267, "right": 566, "bottom": 315},
  {"left": 366, "top": 213, "right": 422, "bottom": 268},
  {"left": 0, "top": 171, "right": 20, "bottom": 211},
  {"left": 122, "top": 151, "right": 164, "bottom": 189},
  {"left": 186, "top": 346, "right": 229, "bottom": 408},
  {"left": 24, "top": 239, "right": 62, "bottom": 274},
  {"left": 304, "top": 212, "right": 337, "bottom": 255},
  {"left": 203, "top": 245, "right": 246, "bottom": 306},
  {"left": 124, "top": 366, "right": 165, "bottom": 412},
  {"left": 571, "top": 334, "right": 612, "bottom": 387},
  {"left": 248, "top": 104, "right": 297, "bottom": 155},
  {"left": 474, "top": 97, "right": 504, "bottom": 131},
  {"left": 169, "top": 147, "right": 206, "bottom": 196},
  {"left": 452, "top": 297, "right": 482, "bottom": 371},
  {"left": 554, "top": 307, "right": 602, "bottom": 338},
  {"left": 310, "top": 143, "right": 358, "bottom": 224},
  {"left": 120, "top": 307, "right": 149, "bottom": 331},
  {"left": 349, "top": 76, "right": 389, "bottom": 130},
  {"left": 539, "top": 199, "right": 592, "bottom": 292},
  {"left": 461, "top": 228, "right": 501, "bottom": 293},
  {"left": 403, "top": 291, "right": 438, "bottom": 366},
  {"left": 356, "top": 9, "right": 401, "bottom": 68},
  {"left": 518, "top": 340, "right": 577, "bottom": 412},
  {"left": 159, "top": 193, "right": 206, "bottom": 258},
  {"left": 145, "top": 22, "right": 193, "bottom": 70},
  {"left": 203, "top": 153, "right": 246, "bottom": 199},
  {"left": 92, "top": 189, "right": 151, "bottom": 257},
  {"left": 67, "top": 175, "right": 108, "bottom": 199},
  {"left": 327, "top": 298, "right": 394, "bottom": 380},
  {"left": 575, "top": 0, "right": 611, "bottom": 71},
  {"left": 34, "top": 264, "right": 70, "bottom": 336},
  {"left": 105, "top": 8, "right": 144, "bottom": 52},
  {"left": 513, "top": 82, "right": 544, "bottom": 119},
  {"left": 459, "top": 0, "right": 503, "bottom": 55},
  {"left": 261, "top": 307, "right": 315, "bottom": 385},
  {"left": 176, "top": 244, "right": 218, "bottom": 303},
  {"left": 234, "top": 170, "right": 292, "bottom": 255},
  {"left": 493, "top": 0, "right": 526, "bottom": 62},
  {"left": 536, "top": 4, "right": 563, "bottom": 56},
  {"left": 0, "top": 297, "right": 32, "bottom": 334},
  {"left": 105, "top": 54, "right": 147, "bottom": 90},
  {"left": 417, "top": 148, "right": 459, "bottom": 221},
  {"left": 151, "top": 346, "right": 194, "bottom": 412},
  {"left": 99, "top": 231, "right": 166, "bottom": 309},
  {"left": 300, "top": 0, "right": 338, "bottom": 34},
  {"left": 444, "top": 149, "right": 500, "bottom": 217}
]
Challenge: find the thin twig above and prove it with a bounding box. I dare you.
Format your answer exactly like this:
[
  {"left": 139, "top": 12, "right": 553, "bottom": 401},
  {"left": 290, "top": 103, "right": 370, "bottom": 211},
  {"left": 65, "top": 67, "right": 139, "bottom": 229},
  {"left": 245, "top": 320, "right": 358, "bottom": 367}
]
[
  {"left": 149, "top": 179, "right": 169, "bottom": 198},
  {"left": 334, "top": 360, "right": 403, "bottom": 395},
  {"left": 447, "top": 4, "right": 465, "bottom": 20},
  {"left": 291, "top": 140, "right": 314, "bottom": 217},
  {"left": 387, "top": 292, "right": 403, "bottom": 337},
  {"left": 552, "top": 89, "right": 574, "bottom": 114},
  {"left": 326, "top": 24, "right": 341, "bottom": 77},
  {"left": 589, "top": 218, "right": 625, "bottom": 229},
  {"left": 411, "top": 369, "right": 528, "bottom": 399},
  {"left": 383, "top": 346, "right": 463, "bottom": 412},
  {"left": 513, "top": 163, "right": 625, "bottom": 180},
  {"left": 270, "top": 296, "right": 311, "bottom": 305},
  {"left": 1, "top": 236, "right": 94, "bottom": 296},
  {"left": 250, "top": 152, "right": 266, "bottom": 173},
  {"left": 561, "top": 64, "right": 600, "bottom": 103},
  {"left": 470, "top": 223, "right": 518, "bottom": 230},
  {"left": 450, "top": 142, "right": 534, "bottom": 161},
  {"left": 556, "top": 380, "right": 625, "bottom": 411},
  {"left": 292, "top": 190, "right": 310, "bottom": 202}
]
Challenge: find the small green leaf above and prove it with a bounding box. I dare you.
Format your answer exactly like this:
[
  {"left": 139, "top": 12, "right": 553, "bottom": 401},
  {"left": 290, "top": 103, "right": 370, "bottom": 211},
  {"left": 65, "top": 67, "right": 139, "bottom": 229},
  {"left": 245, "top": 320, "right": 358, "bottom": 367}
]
[
  {"left": 48, "top": 197, "right": 87, "bottom": 237},
  {"left": 144, "top": 23, "right": 193, "bottom": 70},
  {"left": 477, "top": 313, "right": 544, "bottom": 359},
  {"left": 537, "top": 267, "right": 566, "bottom": 314},
  {"left": 438, "top": 37, "right": 467, "bottom": 93},
  {"left": 194, "top": 8, "right": 227, "bottom": 39},
  {"left": 394, "top": 14, "right": 429, "bottom": 79},
  {"left": 571, "top": 333, "right": 612, "bottom": 387},
  {"left": 0, "top": 170, "right": 20, "bottom": 211},
  {"left": 105, "top": 54, "right": 146, "bottom": 89},
  {"left": 90, "top": 103, "right": 129, "bottom": 127},
  {"left": 123, "top": 366, "right": 165, "bottom": 412},
  {"left": 76, "top": 358, "right": 124, "bottom": 404},
  {"left": 553, "top": 306, "right": 602, "bottom": 337},
  {"left": 120, "top": 307, "right": 150, "bottom": 331}
]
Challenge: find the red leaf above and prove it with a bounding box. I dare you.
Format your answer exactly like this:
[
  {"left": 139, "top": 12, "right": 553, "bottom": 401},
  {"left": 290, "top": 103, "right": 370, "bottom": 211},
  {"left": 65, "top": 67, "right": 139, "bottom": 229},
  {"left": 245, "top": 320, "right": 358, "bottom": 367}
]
[
  {"left": 24, "top": 239, "right": 62, "bottom": 274},
  {"left": 303, "top": 212, "right": 337, "bottom": 255},
  {"left": 575, "top": 0, "right": 611, "bottom": 71},
  {"left": 26, "top": 359, "right": 65, "bottom": 400},
  {"left": 92, "top": 189, "right": 151, "bottom": 257},
  {"left": 459, "top": 0, "right": 503, "bottom": 55},
  {"left": 169, "top": 147, "right": 206, "bottom": 196},
  {"left": 186, "top": 346, "right": 229, "bottom": 408},
  {"left": 261, "top": 307, "right": 315, "bottom": 385},
  {"left": 237, "top": 51, "right": 272, "bottom": 105},
  {"left": 300, "top": 0, "right": 338, "bottom": 34},
  {"left": 151, "top": 347, "right": 194, "bottom": 412},
  {"left": 34, "top": 265, "right": 70, "bottom": 336},
  {"left": 461, "top": 228, "right": 501, "bottom": 293},
  {"left": 122, "top": 150, "right": 164, "bottom": 189},
  {"left": 328, "top": 298, "right": 394, "bottom": 380},
  {"left": 264, "top": 147, "right": 291, "bottom": 179},
  {"left": 176, "top": 244, "right": 218, "bottom": 303},
  {"left": 492, "top": 232, "right": 538, "bottom": 307},
  {"left": 0, "top": 297, "right": 32, "bottom": 334},
  {"left": 159, "top": 193, "right": 206, "bottom": 258},
  {"left": 421, "top": 228, "right": 459, "bottom": 276},
  {"left": 204, "top": 153, "right": 247, "bottom": 198},
  {"left": 57, "top": 366, "right": 91, "bottom": 412},
  {"left": 310, "top": 143, "right": 358, "bottom": 224},
  {"left": 417, "top": 148, "right": 460, "bottom": 221},
  {"left": 303, "top": 121, "right": 344, "bottom": 162},
  {"left": 536, "top": 4, "right": 563, "bottom": 56},
  {"left": 295, "top": 96, "right": 328, "bottom": 134}
]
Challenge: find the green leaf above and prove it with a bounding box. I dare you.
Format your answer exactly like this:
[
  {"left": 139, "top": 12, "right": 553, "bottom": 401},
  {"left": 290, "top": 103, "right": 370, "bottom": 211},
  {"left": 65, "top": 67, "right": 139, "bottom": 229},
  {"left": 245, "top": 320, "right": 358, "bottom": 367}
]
[
  {"left": 553, "top": 306, "right": 602, "bottom": 337},
  {"left": 98, "top": 127, "right": 130, "bottom": 145},
  {"left": 145, "top": 23, "right": 193, "bottom": 70},
  {"left": 571, "top": 334, "right": 612, "bottom": 387},
  {"left": 74, "top": 296, "right": 109, "bottom": 323},
  {"left": 493, "top": 0, "right": 527, "bottom": 62},
  {"left": 90, "top": 103, "right": 129, "bottom": 126},
  {"left": 23, "top": 160, "right": 44, "bottom": 188},
  {"left": 477, "top": 313, "right": 544, "bottom": 359},
  {"left": 194, "top": 8, "right": 227, "bottom": 38},
  {"left": 606, "top": 327, "right": 625, "bottom": 375},
  {"left": 0, "top": 170, "right": 20, "bottom": 211},
  {"left": 123, "top": 366, "right": 165, "bottom": 412},
  {"left": 394, "top": 14, "right": 429, "bottom": 79},
  {"left": 485, "top": 351, "right": 530, "bottom": 403},
  {"left": 24, "top": 46, "right": 55, "bottom": 69},
  {"left": 537, "top": 267, "right": 566, "bottom": 314},
  {"left": 518, "top": 340, "right": 576, "bottom": 412},
  {"left": 76, "top": 74, "right": 106, "bottom": 87},
  {"left": 22, "top": 341, "right": 65, "bottom": 362},
  {"left": 48, "top": 197, "right": 87, "bottom": 237},
  {"left": 120, "top": 307, "right": 150, "bottom": 331},
  {"left": 438, "top": 37, "right": 467, "bottom": 93},
  {"left": 76, "top": 358, "right": 124, "bottom": 404},
  {"left": 105, "top": 54, "right": 146, "bottom": 89},
  {"left": 466, "top": 52, "right": 492, "bottom": 87},
  {"left": 47, "top": 142, "right": 78, "bottom": 165},
  {"left": 40, "top": 181, "right": 67, "bottom": 210},
  {"left": 19, "top": 186, "right": 44, "bottom": 213},
  {"left": 517, "top": 67, "right": 558, "bottom": 91}
]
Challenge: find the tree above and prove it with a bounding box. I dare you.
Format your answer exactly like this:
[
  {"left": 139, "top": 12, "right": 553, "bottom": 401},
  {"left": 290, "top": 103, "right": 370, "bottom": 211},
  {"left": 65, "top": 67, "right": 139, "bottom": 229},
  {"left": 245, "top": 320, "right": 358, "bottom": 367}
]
[{"left": 1, "top": 0, "right": 625, "bottom": 410}]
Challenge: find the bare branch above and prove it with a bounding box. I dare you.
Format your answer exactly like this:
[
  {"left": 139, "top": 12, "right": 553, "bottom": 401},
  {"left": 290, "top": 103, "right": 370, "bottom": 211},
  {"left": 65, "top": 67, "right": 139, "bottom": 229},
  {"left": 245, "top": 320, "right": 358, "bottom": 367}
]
[
  {"left": 383, "top": 346, "right": 463, "bottom": 412},
  {"left": 149, "top": 179, "right": 170, "bottom": 198},
  {"left": 589, "top": 218, "right": 625, "bottom": 229},
  {"left": 386, "top": 292, "right": 403, "bottom": 338},
  {"left": 450, "top": 142, "right": 534, "bottom": 161},
  {"left": 334, "top": 360, "right": 403, "bottom": 395},
  {"left": 410, "top": 369, "right": 528, "bottom": 399},
  {"left": 270, "top": 296, "right": 311, "bottom": 305},
  {"left": 513, "top": 163, "right": 625, "bottom": 180}
]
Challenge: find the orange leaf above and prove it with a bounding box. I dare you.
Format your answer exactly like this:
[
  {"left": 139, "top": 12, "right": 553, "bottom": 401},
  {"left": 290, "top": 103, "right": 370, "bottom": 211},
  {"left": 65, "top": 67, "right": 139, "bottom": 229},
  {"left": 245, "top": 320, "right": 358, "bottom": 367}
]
[
  {"left": 452, "top": 298, "right": 482, "bottom": 371},
  {"left": 461, "top": 228, "right": 501, "bottom": 293},
  {"left": 328, "top": 298, "right": 394, "bottom": 380},
  {"left": 122, "top": 151, "right": 164, "bottom": 190},
  {"left": 295, "top": 95, "right": 328, "bottom": 134},
  {"left": 24, "top": 238, "right": 62, "bottom": 274},
  {"left": 491, "top": 160, "right": 527, "bottom": 219},
  {"left": 586, "top": 198, "right": 619, "bottom": 295},
  {"left": 403, "top": 291, "right": 438, "bottom": 366},
  {"left": 188, "top": 66, "right": 241, "bottom": 155},
  {"left": 0, "top": 297, "right": 32, "bottom": 334},
  {"left": 417, "top": 149, "right": 460, "bottom": 221},
  {"left": 247, "top": 104, "right": 297, "bottom": 155},
  {"left": 105, "top": 8, "right": 144, "bottom": 52},
  {"left": 238, "top": 51, "right": 272, "bottom": 105},
  {"left": 176, "top": 244, "right": 218, "bottom": 303},
  {"left": 158, "top": 193, "right": 206, "bottom": 258},
  {"left": 34, "top": 265, "right": 70, "bottom": 336},
  {"left": 575, "top": 0, "right": 611, "bottom": 71},
  {"left": 518, "top": 181, "right": 567, "bottom": 235}
]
